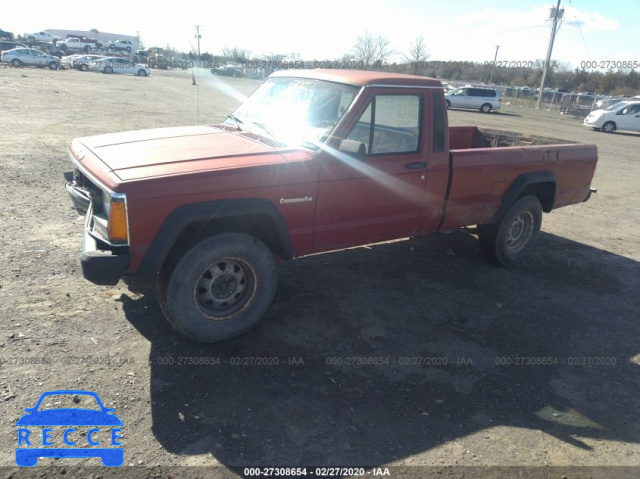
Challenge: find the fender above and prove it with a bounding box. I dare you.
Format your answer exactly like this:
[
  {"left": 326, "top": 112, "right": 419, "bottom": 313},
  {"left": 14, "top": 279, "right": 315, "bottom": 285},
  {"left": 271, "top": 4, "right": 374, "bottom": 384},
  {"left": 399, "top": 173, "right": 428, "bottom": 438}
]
[
  {"left": 486, "top": 171, "right": 557, "bottom": 224},
  {"left": 125, "top": 198, "right": 293, "bottom": 289}
]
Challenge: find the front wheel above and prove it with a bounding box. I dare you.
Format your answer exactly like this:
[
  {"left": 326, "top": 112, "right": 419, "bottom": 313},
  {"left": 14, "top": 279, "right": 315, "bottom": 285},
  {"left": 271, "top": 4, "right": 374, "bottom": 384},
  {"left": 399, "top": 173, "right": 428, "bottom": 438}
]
[
  {"left": 137, "top": 69, "right": 147, "bottom": 76},
  {"left": 477, "top": 196, "right": 542, "bottom": 266},
  {"left": 80, "top": 63, "right": 89, "bottom": 71},
  {"left": 104, "top": 65, "right": 113, "bottom": 74},
  {"left": 602, "top": 121, "right": 616, "bottom": 133},
  {"left": 158, "top": 233, "right": 278, "bottom": 343},
  {"left": 49, "top": 61, "right": 58, "bottom": 70},
  {"left": 445, "top": 100, "right": 451, "bottom": 109}
]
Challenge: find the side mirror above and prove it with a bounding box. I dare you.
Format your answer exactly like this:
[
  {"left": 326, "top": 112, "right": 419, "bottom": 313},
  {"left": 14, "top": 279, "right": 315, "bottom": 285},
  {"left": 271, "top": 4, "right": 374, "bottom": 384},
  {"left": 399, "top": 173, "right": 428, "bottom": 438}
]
[{"left": 338, "top": 139, "right": 366, "bottom": 161}]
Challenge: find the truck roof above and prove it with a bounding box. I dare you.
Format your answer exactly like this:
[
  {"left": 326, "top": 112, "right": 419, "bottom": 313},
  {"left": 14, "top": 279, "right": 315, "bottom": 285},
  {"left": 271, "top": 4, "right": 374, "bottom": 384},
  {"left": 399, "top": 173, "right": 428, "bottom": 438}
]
[{"left": 270, "top": 69, "right": 443, "bottom": 88}]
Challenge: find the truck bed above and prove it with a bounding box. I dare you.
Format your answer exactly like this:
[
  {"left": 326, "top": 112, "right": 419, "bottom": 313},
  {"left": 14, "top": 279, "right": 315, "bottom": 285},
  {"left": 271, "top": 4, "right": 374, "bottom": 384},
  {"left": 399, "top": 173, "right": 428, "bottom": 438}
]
[
  {"left": 450, "top": 126, "right": 577, "bottom": 149},
  {"left": 440, "top": 126, "right": 598, "bottom": 231}
]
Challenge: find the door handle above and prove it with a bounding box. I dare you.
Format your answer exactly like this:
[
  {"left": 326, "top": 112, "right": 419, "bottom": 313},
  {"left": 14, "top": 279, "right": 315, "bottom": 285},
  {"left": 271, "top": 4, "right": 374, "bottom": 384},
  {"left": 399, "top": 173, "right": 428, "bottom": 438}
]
[{"left": 404, "top": 162, "right": 426, "bottom": 170}]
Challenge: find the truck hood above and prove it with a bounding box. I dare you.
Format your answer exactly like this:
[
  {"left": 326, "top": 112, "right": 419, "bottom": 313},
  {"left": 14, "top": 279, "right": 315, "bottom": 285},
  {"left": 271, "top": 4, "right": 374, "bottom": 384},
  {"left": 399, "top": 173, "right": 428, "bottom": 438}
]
[{"left": 74, "top": 125, "right": 302, "bottom": 182}]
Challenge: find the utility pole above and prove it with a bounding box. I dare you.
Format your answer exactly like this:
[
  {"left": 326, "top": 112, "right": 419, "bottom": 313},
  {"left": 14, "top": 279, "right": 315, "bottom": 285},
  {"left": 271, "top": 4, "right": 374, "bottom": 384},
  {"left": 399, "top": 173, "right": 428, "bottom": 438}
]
[
  {"left": 489, "top": 45, "right": 500, "bottom": 84},
  {"left": 537, "top": 0, "right": 563, "bottom": 108},
  {"left": 194, "top": 25, "right": 202, "bottom": 65}
]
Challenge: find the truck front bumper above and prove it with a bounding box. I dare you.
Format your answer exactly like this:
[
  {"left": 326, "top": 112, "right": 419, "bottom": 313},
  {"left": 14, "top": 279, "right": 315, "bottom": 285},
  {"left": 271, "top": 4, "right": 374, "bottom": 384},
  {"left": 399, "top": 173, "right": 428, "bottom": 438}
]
[
  {"left": 81, "top": 226, "right": 131, "bottom": 286},
  {"left": 66, "top": 179, "right": 131, "bottom": 286}
]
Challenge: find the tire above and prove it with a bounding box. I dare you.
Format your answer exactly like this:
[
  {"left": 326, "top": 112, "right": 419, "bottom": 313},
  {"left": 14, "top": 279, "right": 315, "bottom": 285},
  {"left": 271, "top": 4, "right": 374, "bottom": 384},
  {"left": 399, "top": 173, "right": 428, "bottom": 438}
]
[
  {"left": 602, "top": 121, "right": 616, "bottom": 133},
  {"left": 158, "top": 233, "right": 278, "bottom": 343},
  {"left": 477, "top": 196, "right": 542, "bottom": 266},
  {"left": 104, "top": 65, "right": 113, "bottom": 74},
  {"left": 480, "top": 103, "right": 492, "bottom": 113},
  {"left": 11, "top": 58, "right": 22, "bottom": 67},
  {"left": 137, "top": 69, "right": 147, "bottom": 76},
  {"left": 85, "top": 46, "right": 91, "bottom": 53},
  {"left": 446, "top": 100, "right": 451, "bottom": 109},
  {"left": 81, "top": 63, "right": 89, "bottom": 71},
  {"left": 49, "top": 61, "right": 58, "bottom": 70}
]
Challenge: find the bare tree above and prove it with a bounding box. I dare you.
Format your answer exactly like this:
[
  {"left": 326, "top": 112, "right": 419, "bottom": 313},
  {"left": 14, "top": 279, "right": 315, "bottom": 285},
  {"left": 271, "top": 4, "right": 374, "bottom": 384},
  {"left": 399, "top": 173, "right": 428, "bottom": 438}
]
[
  {"left": 221, "top": 46, "right": 251, "bottom": 63},
  {"left": 404, "top": 35, "right": 430, "bottom": 75},
  {"left": 352, "top": 31, "right": 394, "bottom": 70}
]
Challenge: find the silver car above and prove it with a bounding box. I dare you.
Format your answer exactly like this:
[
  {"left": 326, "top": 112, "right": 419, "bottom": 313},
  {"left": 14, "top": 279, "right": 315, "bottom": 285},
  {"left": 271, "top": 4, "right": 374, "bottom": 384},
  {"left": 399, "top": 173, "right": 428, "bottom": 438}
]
[
  {"left": 1, "top": 48, "right": 60, "bottom": 69},
  {"left": 445, "top": 86, "right": 502, "bottom": 113}
]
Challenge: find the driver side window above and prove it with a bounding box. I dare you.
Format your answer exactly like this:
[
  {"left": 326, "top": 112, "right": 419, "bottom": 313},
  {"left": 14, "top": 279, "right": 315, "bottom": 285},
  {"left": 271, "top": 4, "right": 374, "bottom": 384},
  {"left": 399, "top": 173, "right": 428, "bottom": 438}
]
[{"left": 346, "top": 95, "right": 421, "bottom": 155}]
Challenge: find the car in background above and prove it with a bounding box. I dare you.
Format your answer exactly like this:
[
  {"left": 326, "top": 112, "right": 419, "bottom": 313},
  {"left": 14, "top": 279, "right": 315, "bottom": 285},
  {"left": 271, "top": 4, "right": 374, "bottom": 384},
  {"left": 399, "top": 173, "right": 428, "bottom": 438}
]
[
  {"left": 211, "top": 64, "right": 245, "bottom": 77},
  {"left": 60, "top": 54, "right": 83, "bottom": 68},
  {"left": 91, "top": 57, "right": 150, "bottom": 76},
  {"left": 72, "top": 54, "right": 106, "bottom": 71},
  {"left": 0, "top": 48, "right": 60, "bottom": 69},
  {"left": 0, "top": 40, "right": 27, "bottom": 52},
  {"left": 107, "top": 40, "right": 133, "bottom": 52},
  {"left": 23, "top": 31, "right": 61, "bottom": 44},
  {"left": 583, "top": 101, "right": 640, "bottom": 133},
  {"left": 66, "top": 34, "right": 103, "bottom": 48},
  {"left": 0, "top": 28, "right": 13, "bottom": 40},
  {"left": 445, "top": 86, "right": 502, "bottom": 113}
]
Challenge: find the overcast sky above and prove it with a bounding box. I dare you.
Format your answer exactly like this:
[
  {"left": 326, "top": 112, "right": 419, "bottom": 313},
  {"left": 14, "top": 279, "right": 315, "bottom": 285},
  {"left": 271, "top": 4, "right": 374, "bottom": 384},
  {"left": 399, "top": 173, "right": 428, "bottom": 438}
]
[{"left": 2, "top": 0, "right": 636, "bottom": 68}]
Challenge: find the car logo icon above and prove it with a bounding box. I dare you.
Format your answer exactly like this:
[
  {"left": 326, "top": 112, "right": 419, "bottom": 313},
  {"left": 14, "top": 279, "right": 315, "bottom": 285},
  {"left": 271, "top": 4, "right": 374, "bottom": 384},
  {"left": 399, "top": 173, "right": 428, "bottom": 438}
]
[{"left": 16, "top": 389, "right": 123, "bottom": 467}]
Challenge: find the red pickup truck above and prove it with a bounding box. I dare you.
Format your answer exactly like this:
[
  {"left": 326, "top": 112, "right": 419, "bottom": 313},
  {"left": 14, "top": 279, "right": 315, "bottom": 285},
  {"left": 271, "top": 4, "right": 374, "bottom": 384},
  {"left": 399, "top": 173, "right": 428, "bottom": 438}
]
[{"left": 65, "top": 70, "right": 597, "bottom": 342}]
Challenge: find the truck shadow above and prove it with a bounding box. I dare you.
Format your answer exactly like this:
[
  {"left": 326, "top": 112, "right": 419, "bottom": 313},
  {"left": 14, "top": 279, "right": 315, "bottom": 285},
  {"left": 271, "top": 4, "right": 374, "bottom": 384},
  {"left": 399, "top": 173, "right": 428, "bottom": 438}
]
[{"left": 121, "top": 231, "right": 640, "bottom": 467}]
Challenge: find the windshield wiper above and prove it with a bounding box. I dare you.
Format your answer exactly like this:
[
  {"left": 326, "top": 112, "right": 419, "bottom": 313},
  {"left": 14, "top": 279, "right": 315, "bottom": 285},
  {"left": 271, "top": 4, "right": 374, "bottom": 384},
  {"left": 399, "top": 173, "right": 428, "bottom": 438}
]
[
  {"left": 226, "top": 114, "right": 244, "bottom": 130},
  {"left": 251, "top": 121, "right": 278, "bottom": 141}
]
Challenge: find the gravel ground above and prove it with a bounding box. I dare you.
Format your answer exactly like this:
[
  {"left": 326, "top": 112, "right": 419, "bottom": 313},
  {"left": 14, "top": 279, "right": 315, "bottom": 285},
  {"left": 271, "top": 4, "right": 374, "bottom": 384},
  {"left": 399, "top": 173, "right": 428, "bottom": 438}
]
[{"left": 0, "top": 66, "right": 639, "bottom": 478}]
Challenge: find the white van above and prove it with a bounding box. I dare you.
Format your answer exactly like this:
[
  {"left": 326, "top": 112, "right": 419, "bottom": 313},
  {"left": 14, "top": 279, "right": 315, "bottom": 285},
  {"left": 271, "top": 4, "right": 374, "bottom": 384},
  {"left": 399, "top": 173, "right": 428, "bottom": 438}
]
[
  {"left": 445, "top": 87, "right": 502, "bottom": 113},
  {"left": 583, "top": 101, "right": 640, "bottom": 133}
]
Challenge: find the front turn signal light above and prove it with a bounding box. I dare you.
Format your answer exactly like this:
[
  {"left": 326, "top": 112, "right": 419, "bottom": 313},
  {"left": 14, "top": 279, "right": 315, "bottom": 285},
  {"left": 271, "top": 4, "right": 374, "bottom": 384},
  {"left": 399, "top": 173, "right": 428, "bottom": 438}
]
[{"left": 107, "top": 199, "right": 128, "bottom": 243}]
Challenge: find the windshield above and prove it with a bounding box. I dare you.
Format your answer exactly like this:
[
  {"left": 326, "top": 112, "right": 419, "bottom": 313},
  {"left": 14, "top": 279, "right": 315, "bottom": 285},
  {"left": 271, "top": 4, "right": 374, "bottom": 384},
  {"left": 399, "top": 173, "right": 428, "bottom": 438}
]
[
  {"left": 224, "top": 77, "right": 360, "bottom": 148},
  {"left": 605, "top": 101, "right": 628, "bottom": 111}
]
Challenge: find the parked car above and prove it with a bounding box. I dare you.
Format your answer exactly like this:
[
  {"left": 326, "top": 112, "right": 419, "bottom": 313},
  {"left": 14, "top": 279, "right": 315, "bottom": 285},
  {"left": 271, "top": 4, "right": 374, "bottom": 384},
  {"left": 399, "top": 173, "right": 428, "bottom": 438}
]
[
  {"left": 57, "top": 37, "right": 98, "bottom": 53},
  {"left": 107, "top": 40, "right": 133, "bottom": 52},
  {"left": 0, "top": 28, "right": 13, "bottom": 40},
  {"left": 91, "top": 57, "right": 149, "bottom": 76},
  {"left": 0, "top": 40, "right": 27, "bottom": 52},
  {"left": 23, "top": 31, "right": 61, "bottom": 44},
  {"left": 211, "top": 64, "right": 245, "bottom": 77},
  {"left": 60, "top": 54, "right": 83, "bottom": 68},
  {"left": 64, "top": 71, "right": 598, "bottom": 343},
  {"left": 583, "top": 101, "right": 640, "bottom": 133},
  {"left": 0, "top": 48, "right": 60, "bottom": 69},
  {"left": 73, "top": 54, "right": 106, "bottom": 71},
  {"left": 445, "top": 86, "right": 502, "bottom": 113},
  {"left": 66, "top": 34, "right": 103, "bottom": 48}
]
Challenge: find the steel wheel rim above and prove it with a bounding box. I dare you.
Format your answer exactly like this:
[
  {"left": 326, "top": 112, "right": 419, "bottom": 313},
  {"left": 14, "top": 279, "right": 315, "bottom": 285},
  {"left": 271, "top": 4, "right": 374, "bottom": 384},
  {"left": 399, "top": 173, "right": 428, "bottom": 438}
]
[
  {"left": 505, "top": 211, "right": 534, "bottom": 253},
  {"left": 194, "top": 258, "right": 255, "bottom": 319}
]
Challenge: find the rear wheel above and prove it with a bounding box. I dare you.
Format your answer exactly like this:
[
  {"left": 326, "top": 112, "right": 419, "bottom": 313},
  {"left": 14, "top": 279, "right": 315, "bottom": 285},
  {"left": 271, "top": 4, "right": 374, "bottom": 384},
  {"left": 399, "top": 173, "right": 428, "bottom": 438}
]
[
  {"left": 11, "top": 58, "right": 21, "bottom": 67},
  {"left": 478, "top": 196, "right": 542, "bottom": 266},
  {"left": 480, "top": 103, "right": 492, "bottom": 113},
  {"left": 81, "top": 63, "right": 89, "bottom": 71},
  {"left": 137, "top": 69, "right": 147, "bottom": 76},
  {"left": 104, "top": 65, "right": 113, "bottom": 74},
  {"left": 446, "top": 100, "right": 451, "bottom": 109},
  {"left": 158, "top": 233, "right": 277, "bottom": 343},
  {"left": 602, "top": 121, "right": 616, "bottom": 133}
]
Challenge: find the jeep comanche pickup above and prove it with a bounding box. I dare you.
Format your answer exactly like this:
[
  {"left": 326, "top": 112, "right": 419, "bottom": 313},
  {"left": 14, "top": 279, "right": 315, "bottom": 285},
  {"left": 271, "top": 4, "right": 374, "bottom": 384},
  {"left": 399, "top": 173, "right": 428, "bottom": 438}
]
[{"left": 65, "top": 70, "right": 598, "bottom": 342}]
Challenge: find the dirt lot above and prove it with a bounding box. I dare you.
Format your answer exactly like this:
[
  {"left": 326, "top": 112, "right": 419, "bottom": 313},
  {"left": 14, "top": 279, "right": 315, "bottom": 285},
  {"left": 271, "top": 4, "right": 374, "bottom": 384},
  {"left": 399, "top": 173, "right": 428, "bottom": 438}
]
[{"left": 0, "top": 66, "right": 639, "bottom": 478}]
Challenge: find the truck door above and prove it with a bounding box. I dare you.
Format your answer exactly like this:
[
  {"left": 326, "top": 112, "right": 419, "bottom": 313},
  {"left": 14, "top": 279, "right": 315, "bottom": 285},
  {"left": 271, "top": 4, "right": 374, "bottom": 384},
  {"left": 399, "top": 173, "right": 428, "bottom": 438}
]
[{"left": 313, "top": 91, "right": 428, "bottom": 250}]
